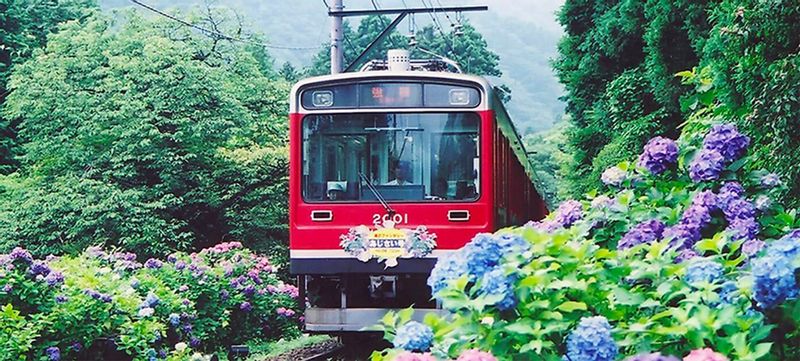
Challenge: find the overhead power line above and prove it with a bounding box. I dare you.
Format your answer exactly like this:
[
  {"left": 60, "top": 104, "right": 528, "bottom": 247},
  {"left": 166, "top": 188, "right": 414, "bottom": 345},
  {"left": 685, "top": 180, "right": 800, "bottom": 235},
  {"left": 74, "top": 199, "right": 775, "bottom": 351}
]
[{"left": 130, "top": 0, "right": 323, "bottom": 51}]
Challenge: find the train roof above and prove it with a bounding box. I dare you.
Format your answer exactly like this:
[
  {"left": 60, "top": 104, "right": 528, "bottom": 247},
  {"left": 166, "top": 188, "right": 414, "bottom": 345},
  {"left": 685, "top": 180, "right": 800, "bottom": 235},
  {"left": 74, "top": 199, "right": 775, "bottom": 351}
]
[{"left": 289, "top": 71, "right": 495, "bottom": 113}]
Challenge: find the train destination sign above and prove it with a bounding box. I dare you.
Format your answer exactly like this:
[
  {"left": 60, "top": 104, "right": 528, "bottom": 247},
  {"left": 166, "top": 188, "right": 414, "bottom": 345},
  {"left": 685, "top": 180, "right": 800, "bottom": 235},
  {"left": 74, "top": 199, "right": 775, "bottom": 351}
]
[{"left": 339, "top": 221, "right": 437, "bottom": 268}]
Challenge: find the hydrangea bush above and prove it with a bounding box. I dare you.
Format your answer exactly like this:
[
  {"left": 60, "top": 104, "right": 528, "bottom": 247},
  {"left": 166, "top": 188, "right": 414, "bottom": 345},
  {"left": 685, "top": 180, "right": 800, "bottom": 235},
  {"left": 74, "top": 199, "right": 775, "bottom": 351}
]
[
  {"left": 0, "top": 242, "right": 300, "bottom": 360},
  {"left": 371, "top": 121, "right": 800, "bottom": 361}
]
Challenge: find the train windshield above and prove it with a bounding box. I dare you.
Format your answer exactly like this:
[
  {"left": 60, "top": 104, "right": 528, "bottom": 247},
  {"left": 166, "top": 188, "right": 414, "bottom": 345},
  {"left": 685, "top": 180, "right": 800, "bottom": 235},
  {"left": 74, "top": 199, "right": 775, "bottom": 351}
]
[{"left": 302, "top": 113, "right": 480, "bottom": 202}]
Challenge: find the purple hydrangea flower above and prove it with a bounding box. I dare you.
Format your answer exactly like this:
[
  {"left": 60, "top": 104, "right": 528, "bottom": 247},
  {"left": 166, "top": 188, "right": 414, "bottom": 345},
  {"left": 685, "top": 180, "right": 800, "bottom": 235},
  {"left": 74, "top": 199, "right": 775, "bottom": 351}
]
[
  {"left": 754, "top": 195, "right": 772, "bottom": 211},
  {"left": 46, "top": 347, "right": 60, "bottom": 361},
  {"left": 726, "top": 218, "right": 760, "bottom": 241},
  {"left": 553, "top": 200, "right": 584, "bottom": 228},
  {"left": 742, "top": 239, "right": 765, "bottom": 257},
  {"left": 243, "top": 285, "right": 256, "bottom": 297},
  {"left": 689, "top": 149, "right": 725, "bottom": 182},
  {"left": 664, "top": 223, "right": 701, "bottom": 250},
  {"left": 9, "top": 247, "right": 33, "bottom": 264},
  {"left": 182, "top": 323, "right": 192, "bottom": 333},
  {"left": 189, "top": 338, "right": 201, "bottom": 348},
  {"left": 682, "top": 204, "right": 713, "bottom": 228},
  {"left": 393, "top": 321, "right": 434, "bottom": 352},
  {"left": 718, "top": 182, "right": 745, "bottom": 207},
  {"left": 623, "top": 353, "right": 680, "bottom": 361},
  {"left": 478, "top": 268, "right": 517, "bottom": 311},
  {"left": 691, "top": 191, "right": 719, "bottom": 210},
  {"left": 723, "top": 198, "right": 756, "bottom": 221},
  {"left": 166, "top": 254, "right": 177, "bottom": 263},
  {"left": 220, "top": 289, "right": 230, "bottom": 300},
  {"left": 70, "top": 342, "right": 82, "bottom": 352},
  {"left": 565, "top": 316, "right": 618, "bottom": 361},
  {"left": 45, "top": 271, "right": 64, "bottom": 287},
  {"left": 2, "top": 284, "right": 11, "bottom": 293},
  {"left": 601, "top": 166, "right": 627, "bottom": 187},
  {"left": 178, "top": 285, "right": 189, "bottom": 292},
  {"left": 240, "top": 302, "right": 252, "bottom": 312},
  {"left": 675, "top": 249, "right": 698, "bottom": 263},
  {"left": 174, "top": 260, "right": 186, "bottom": 271},
  {"left": 144, "top": 259, "right": 163, "bottom": 269},
  {"left": 29, "top": 261, "right": 51, "bottom": 277},
  {"left": 637, "top": 137, "right": 679, "bottom": 175},
  {"left": 702, "top": 123, "right": 750, "bottom": 161},
  {"left": 684, "top": 259, "right": 724, "bottom": 285},
  {"left": 618, "top": 220, "right": 665, "bottom": 249},
  {"left": 760, "top": 173, "right": 782, "bottom": 188},
  {"left": 55, "top": 295, "right": 68, "bottom": 303}
]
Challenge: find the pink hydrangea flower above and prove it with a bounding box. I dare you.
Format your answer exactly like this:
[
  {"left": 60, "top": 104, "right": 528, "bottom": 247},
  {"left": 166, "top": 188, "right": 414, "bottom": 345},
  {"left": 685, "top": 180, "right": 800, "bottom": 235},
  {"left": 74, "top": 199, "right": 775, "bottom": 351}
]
[
  {"left": 457, "top": 349, "right": 497, "bottom": 361},
  {"left": 683, "top": 348, "right": 728, "bottom": 361},
  {"left": 393, "top": 351, "right": 437, "bottom": 361}
]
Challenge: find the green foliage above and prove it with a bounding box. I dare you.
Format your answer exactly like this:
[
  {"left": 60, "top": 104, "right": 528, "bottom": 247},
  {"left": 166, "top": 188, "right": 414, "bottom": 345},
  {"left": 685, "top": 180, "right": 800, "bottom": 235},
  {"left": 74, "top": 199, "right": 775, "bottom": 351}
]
[
  {"left": 0, "top": 0, "right": 98, "bottom": 173},
  {"left": 0, "top": 11, "right": 290, "bottom": 259},
  {"left": 555, "top": 0, "right": 709, "bottom": 199},
  {"left": 556, "top": 0, "right": 800, "bottom": 209},
  {"left": 0, "top": 242, "right": 300, "bottom": 360},
  {"left": 524, "top": 124, "right": 570, "bottom": 209}
]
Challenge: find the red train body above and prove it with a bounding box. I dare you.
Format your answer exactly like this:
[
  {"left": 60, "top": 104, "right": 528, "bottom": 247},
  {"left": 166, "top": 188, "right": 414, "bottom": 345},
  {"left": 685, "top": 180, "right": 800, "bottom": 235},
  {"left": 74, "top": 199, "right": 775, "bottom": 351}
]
[{"left": 289, "top": 67, "right": 547, "bottom": 332}]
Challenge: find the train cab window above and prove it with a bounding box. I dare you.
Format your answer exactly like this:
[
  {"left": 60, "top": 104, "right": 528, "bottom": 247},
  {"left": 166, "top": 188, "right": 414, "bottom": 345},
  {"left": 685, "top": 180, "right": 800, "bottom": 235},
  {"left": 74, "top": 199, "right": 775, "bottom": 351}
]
[{"left": 302, "top": 113, "right": 480, "bottom": 202}]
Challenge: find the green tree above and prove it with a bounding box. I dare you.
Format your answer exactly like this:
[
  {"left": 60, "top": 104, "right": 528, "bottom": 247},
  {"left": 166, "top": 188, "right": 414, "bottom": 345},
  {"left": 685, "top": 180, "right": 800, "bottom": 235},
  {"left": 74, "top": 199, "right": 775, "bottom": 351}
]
[
  {"left": 0, "top": 11, "right": 290, "bottom": 258},
  {"left": 0, "top": 0, "right": 98, "bottom": 173},
  {"left": 554, "top": 0, "right": 711, "bottom": 196}
]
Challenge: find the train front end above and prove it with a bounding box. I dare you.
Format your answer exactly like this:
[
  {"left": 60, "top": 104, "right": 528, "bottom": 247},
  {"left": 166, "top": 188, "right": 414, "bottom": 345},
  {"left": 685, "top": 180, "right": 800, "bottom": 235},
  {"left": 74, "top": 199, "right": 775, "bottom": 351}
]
[{"left": 289, "top": 68, "right": 496, "bottom": 332}]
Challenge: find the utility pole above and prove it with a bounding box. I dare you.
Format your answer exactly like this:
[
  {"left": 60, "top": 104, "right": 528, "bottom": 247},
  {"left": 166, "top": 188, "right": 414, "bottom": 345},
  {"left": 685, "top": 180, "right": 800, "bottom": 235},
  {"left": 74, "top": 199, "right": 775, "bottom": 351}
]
[
  {"left": 330, "top": 0, "right": 344, "bottom": 74},
  {"left": 328, "top": 3, "right": 487, "bottom": 74}
]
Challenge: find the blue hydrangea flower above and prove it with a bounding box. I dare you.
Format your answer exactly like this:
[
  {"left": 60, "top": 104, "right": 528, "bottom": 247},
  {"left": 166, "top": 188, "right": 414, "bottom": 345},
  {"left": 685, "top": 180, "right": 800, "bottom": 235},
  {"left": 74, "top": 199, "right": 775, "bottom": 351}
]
[
  {"left": 565, "top": 316, "right": 618, "bottom": 361},
  {"left": 143, "top": 293, "right": 160, "bottom": 308},
  {"left": 168, "top": 313, "right": 180, "bottom": 327},
  {"left": 601, "top": 166, "right": 627, "bottom": 187},
  {"left": 760, "top": 173, "right": 781, "bottom": 188},
  {"left": 689, "top": 148, "right": 725, "bottom": 182},
  {"left": 428, "top": 250, "right": 468, "bottom": 296},
  {"left": 684, "top": 259, "right": 724, "bottom": 286},
  {"left": 702, "top": 124, "right": 750, "bottom": 161},
  {"left": 618, "top": 220, "right": 665, "bottom": 249},
  {"left": 623, "top": 353, "right": 680, "bottom": 361},
  {"left": 46, "top": 347, "right": 60, "bottom": 361},
  {"left": 765, "top": 230, "right": 800, "bottom": 260},
  {"left": 719, "top": 281, "right": 738, "bottom": 304},
  {"left": 478, "top": 268, "right": 517, "bottom": 311},
  {"left": 637, "top": 137, "right": 679, "bottom": 175},
  {"left": 752, "top": 254, "right": 798, "bottom": 309},
  {"left": 463, "top": 233, "right": 528, "bottom": 280},
  {"left": 393, "top": 321, "right": 434, "bottom": 352}
]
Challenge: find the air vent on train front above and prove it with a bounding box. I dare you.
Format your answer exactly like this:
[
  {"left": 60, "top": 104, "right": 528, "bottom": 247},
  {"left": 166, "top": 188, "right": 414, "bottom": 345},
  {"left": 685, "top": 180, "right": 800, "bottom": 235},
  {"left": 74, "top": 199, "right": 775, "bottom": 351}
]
[{"left": 387, "top": 49, "right": 411, "bottom": 71}]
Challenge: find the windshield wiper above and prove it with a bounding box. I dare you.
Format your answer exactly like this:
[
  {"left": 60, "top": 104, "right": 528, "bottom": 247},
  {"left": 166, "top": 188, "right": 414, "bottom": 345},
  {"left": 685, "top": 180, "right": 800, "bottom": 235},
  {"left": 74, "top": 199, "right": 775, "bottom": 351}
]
[{"left": 359, "top": 172, "right": 396, "bottom": 218}]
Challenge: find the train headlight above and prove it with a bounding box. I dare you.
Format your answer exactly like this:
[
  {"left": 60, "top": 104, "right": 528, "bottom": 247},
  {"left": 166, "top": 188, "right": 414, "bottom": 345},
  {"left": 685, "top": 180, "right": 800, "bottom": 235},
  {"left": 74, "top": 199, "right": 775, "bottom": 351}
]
[
  {"left": 312, "top": 90, "right": 334, "bottom": 107},
  {"left": 449, "top": 88, "right": 470, "bottom": 105}
]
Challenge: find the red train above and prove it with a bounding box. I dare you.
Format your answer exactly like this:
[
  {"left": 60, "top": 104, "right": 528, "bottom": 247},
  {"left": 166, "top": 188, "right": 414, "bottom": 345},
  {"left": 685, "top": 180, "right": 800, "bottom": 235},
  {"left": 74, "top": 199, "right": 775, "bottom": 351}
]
[{"left": 289, "top": 52, "right": 547, "bottom": 332}]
